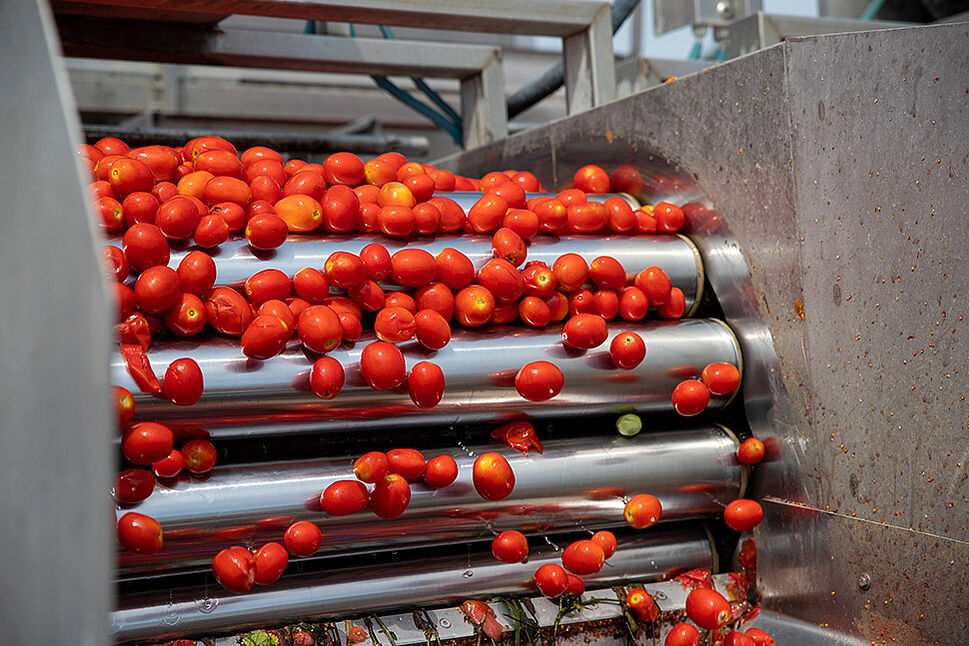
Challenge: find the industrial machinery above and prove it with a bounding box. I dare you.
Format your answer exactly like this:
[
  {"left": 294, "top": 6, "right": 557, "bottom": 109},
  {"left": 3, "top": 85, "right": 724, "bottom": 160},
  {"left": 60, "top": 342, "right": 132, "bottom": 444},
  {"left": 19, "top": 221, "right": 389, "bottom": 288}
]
[{"left": 0, "top": 1, "right": 967, "bottom": 645}]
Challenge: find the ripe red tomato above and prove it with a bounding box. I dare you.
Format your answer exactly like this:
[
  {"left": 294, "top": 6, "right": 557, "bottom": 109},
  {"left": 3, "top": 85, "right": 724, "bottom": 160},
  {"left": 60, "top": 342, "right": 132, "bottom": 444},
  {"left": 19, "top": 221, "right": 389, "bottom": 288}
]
[
  {"left": 589, "top": 256, "right": 626, "bottom": 291},
  {"left": 653, "top": 202, "right": 685, "bottom": 233},
  {"left": 568, "top": 289, "right": 596, "bottom": 316},
  {"left": 511, "top": 170, "right": 540, "bottom": 192},
  {"left": 533, "top": 564, "right": 569, "bottom": 598},
  {"left": 744, "top": 628, "right": 776, "bottom": 646},
  {"left": 113, "top": 385, "right": 135, "bottom": 426},
  {"left": 347, "top": 279, "right": 385, "bottom": 313},
  {"left": 245, "top": 268, "right": 291, "bottom": 306},
  {"left": 293, "top": 267, "right": 330, "bottom": 303},
  {"left": 182, "top": 438, "right": 217, "bottom": 474},
  {"left": 321, "top": 479, "right": 369, "bottom": 516},
  {"left": 324, "top": 251, "right": 366, "bottom": 289},
  {"left": 521, "top": 262, "right": 557, "bottom": 298},
  {"left": 192, "top": 214, "right": 229, "bottom": 248},
  {"left": 724, "top": 499, "right": 764, "bottom": 531},
  {"left": 573, "top": 164, "right": 609, "bottom": 193},
  {"left": 284, "top": 521, "right": 322, "bottom": 557},
  {"left": 556, "top": 188, "right": 587, "bottom": 208},
  {"left": 552, "top": 254, "right": 589, "bottom": 293},
  {"left": 492, "top": 227, "right": 527, "bottom": 266},
  {"left": 518, "top": 296, "right": 551, "bottom": 327},
  {"left": 478, "top": 258, "right": 524, "bottom": 304},
  {"left": 245, "top": 213, "right": 289, "bottom": 250},
  {"left": 672, "top": 379, "right": 710, "bottom": 416},
  {"left": 253, "top": 542, "right": 289, "bottom": 586},
  {"left": 387, "top": 448, "right": 426, "bottom": 480},
  {"left": 370, "top": 473, "right": 411, "bottom": 519},
  {"left": 357, "top": 244, "right": 390, "bottom": 282},
  {"left": 360, "top": 341, "right": 406, "bottom": 391},
  {"left": 377, "top": 204, "right": 415, "bottom": 237},
  {"left": 195, "top": 149, "right": 243, "bottom": 178},
  {"left": 134, "top": 266, "right": 180, "bottom": 314},
  {"left": 685, "top": 588, "right": 730, "bottom": 630},
  {"left": 565, "top": 202, "right": 609, "bottom": 234},
  {"left": 737, "top": 437, "right": 766, "bottom": 464},
  {"left": 626, "top": 588, "right": 658, "bottom": 621},
  {"left": 322, "top": 152, "right": 365, "bottom": 186},
  {"left": 724, "top": 632, "right": 756, "bottom": 646},
  {"left": 176, "top": 250, "right": 216, "bottom": 298},
  {"left": 491, "top": 302, "right": 517, "bottom": 325},
  {"left": 468, "top": 194, "right": 508, "bottom": 233},
  {"left": 561, "top": 539, "right": 605, "bottom": 575},
  {"left": 308, "top": 356, "right": 344, "bottom": 400},
  {"left": 322, "top": 184, "right": 360, "bottom": 233},
  {"left": 101, "top": 246, "right": 128, "bottom": 283},
  {"left": 701, "top": 362, "right": 741, "bottom": 395},
  {"left": 372, "top": 306, "right": 415, "bottom": 343},
  {"left": 429, "top": 195, "right": 466, "bottom": 233},
  {"left": 95, "top": 136, "right": 129, "bottom": 156},
  {"left": 354, "top": 452, "right": 390, "bottom": 483},
  {"left": 94, "top": 196, "right": 123, "bottom": 232},
  {"left": 533, "top": 198, "right": 567, "bottom": 234},
  {"left": 545, "top": 293, "right": 569, "bottom": 323},
  {"left": 619, "top": 286, "right": 648, "bottom": 321},
  {"left": 163, "top": 357, "right": 204, "bottom": 406},
  {"left": 241, "top": 145, "right": 282, "bottom": 167},
  {"left": 109, "top": 158, "right": 155, "bottom": 196},
  {"left": 390, "top": 249, "right": 436, "bottom": 288},
  {"left": 604, "top": 196, "right": 635, "bottom": 233},
  {"left": 241, "top": 315, "right": 291, "bottom": 360},
  {"left": 162, "top": 293, "right": 206, "bottom": 337},
  {"left": 283, "top": 170, "right": 326, "bottom": 201},
  {"left": 111, "top": 283, "right": 135, "bottom": 322},
  {"left": 377, "top": 181, "right": 416, "bottom": 208},
  {"left": 454, "top": 286, "right": 496, "bottom": 328},
  {"left": 591, "top": 530, "right": 617, "bottom": 559},
  {"left": 610, "top": 332, "right": 646, "bottom": 370},
  {"left": 435, "top": 248, "right": 475, "bottom": 290},
  {"left": 624, "top": 493, "right": 662, "bottom": 529},
  {"left": 113, "top": 468, "right": 155, "bottom": 504},
  {"left": 413, "top": 309, "right": 452, "bottom": 350},
  {"left": 117, "top": 512, "right": 163, "bottom": 555},
  {"left": 658, "top": 287, "right": 686, "bottom": 319},
  {"left": 297, "top": 305, "right": 343, "bottom": 354},
  {"left": 515, "top": 361, "right": 564, "bottom": 402},
  {"left": 152, "top": 449, "right": 183, "bottom": 479},
  {"left": 503, "top": 208, "right": 540, "bottom": 239},
  {"left": 634, "top": 266, "right": 672, "bottom": 306},
  {"left": 121, "top": 191, "right": 160, "bottom": 228},
  {"left": 212, "top": 545, "right": 256, "bottom": 594},
  {"left": 257, "top": 299, "right": 296, "bottom": 330},
  {"left": 414, "top": 282, "right": 454, "bottom": 320},
  {"left": 205, "top": 286, "right": 254, "bottom": 337},
  {"left": 665, "top": 623, "right": 700, "bottom": 646},
  {"left": 404, "top": 175, "right": 435, "bottom": 204},
  {"left": 408, "top": 361, "right": 445, "bottom": 408},
  {"left": 609, "top": 165, "right": 644, "bottom": 194},
  {"left": 488, "top": 181, "right": 526, "bottom": 210},
  {"left": 122, "top": 223, "right": 169, "bottom": 272},
  {"left": 472, "top": 452, "right": 515, "bottom": 501},
  {"left": 562, "top": 314, "right": 608, "bottom": 350},
  {"left": 491, "top": 530, "right": 528, "bottom": 563},
  {"left": 122, "top": 422, "right": 174, "bottom": 465},
  {"left": 593, "top": 290, "right": 619, "bottom": 320},
  {"left": 423, "top": 454, "right": 458, "bottom": 488}
]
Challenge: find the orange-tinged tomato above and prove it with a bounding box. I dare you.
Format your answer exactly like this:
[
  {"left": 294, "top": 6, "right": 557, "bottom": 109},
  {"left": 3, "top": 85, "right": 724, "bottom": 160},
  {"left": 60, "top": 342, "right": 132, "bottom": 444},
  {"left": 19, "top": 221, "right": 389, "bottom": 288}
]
[
  {"left": 472, "top": 452, "right": 515, "bottom": 501},
  {"left": 177, "top": 170, "right": 215, "bottom": 200},
  {"left": 377, "top": 181, "right": 416, "bottom": 208},
  {"left": 274, "top": 194, "right": 323, "bottom": 233},
  {"left": 624, "top": 493, "right": 662, "bottom": 529},
  {"left": 736, "top": 437, "right": 765, "bottom": 464},
  {"left": 723, "top": 499, "right": 764, "bottom": 531},
  {"left": 634, "top": 266, "right": 672, "bottom": 306},
  {"left": 619, "top": 286, "right": 648, "bottom": 321},
  {"left": 573, "top": 164, "right": 609, "bottom": 193},
  {"left": 701, "top": 361, "right": 741, "bottom": 395},
  {"left": 658, "top": 287, "right": 686, "bottom": 319}
]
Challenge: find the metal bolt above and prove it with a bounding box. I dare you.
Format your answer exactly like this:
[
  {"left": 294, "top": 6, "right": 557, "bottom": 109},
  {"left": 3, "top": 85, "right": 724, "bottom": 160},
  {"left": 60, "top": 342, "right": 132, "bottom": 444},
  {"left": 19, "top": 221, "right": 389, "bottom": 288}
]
[
  {"left": 857, "top": 573, "right": 871, "bottom": 590},
  {"left": 439, "top": 618, "right": 451, "bottom": 628}
]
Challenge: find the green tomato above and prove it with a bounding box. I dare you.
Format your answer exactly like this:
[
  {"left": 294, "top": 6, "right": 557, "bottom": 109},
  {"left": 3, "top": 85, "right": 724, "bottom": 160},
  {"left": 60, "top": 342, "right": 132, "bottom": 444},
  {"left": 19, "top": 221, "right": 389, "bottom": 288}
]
[{"left": 616, "top": 413, "right": 642, "bottom": 437}]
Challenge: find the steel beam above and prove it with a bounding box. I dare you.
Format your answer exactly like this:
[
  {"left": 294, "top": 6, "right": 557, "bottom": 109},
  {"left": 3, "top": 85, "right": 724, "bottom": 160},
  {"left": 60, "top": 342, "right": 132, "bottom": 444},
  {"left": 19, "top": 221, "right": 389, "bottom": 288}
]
[{"left": 563, "top": 2, "right": 617, "bottom": 114}]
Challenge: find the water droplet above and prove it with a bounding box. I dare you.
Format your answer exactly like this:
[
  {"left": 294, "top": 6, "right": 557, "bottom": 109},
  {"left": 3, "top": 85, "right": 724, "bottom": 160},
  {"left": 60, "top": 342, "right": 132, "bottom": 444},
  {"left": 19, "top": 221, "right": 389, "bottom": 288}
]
[
  {"left": 521, "top": 556, "right": 529, "bottom": 564},
  {"left": 196, "top": 597, "right": 218, "bottom": 614},
  {"left": 462, "top": 569, "right": 474, "bottom": 578},
  {"left": 544, "top": 536, "right": 561, "bottom": 551}
]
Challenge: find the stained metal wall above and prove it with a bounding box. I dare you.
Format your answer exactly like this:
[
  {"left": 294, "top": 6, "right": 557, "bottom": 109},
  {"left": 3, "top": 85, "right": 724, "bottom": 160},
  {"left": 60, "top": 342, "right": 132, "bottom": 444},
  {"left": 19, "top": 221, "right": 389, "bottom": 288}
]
[{"left": 439, "top": 22, "right": 969, "bottom": 645}]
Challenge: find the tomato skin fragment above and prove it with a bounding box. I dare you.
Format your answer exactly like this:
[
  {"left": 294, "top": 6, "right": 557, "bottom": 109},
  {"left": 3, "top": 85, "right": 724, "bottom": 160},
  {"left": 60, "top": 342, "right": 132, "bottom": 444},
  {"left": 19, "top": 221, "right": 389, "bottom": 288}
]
[{"left": 120, "top": 343, "right": 161, "bottom": 393}]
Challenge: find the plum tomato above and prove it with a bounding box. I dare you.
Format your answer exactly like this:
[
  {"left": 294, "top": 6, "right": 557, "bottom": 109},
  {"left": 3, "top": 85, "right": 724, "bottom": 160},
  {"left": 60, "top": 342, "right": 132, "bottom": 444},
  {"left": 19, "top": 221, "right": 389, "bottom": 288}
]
[
  {"left": 377, "top": 181, "right": 416, "bottom": 208},
  {"left": 370, "top": 473, "right": 411, "bottom": 519},
  {"left": 241, "top": 314, "right": 291, "bottom": 360},
  {"left": 253, "top": 542, "right": 289, "bottom": 586},
  {"left": 414, "top": 309, "right": 452, "bottom": 350},
  {"left": 245, "top": 213, "right": 289, "bottom": 250},
  {"left": 491, "top": 530, "right": 528, "bottom": 563},
  {"left": 593, "top": 289, "right": 619, "bottom": 320},
  {"left": 122, "top": 223, "right": 169, "bottom": 272},
  {"left": 723, "top": 499, "right": 764, "bottom": 532},
  {"left": 573, "top": 164, "right": 609, "bottom": 193},
  {"left": 354, "top": 452, "right": 390, "bottom": 484},
  {"left": 297, "top": 305, "right": 343, "bottom": 354},
  {"left": 635, "top": 208, "right": 658, "bottom": 234},
  {"left": 657, "top": 287, "right": 686, "bottom": 319},
  {"left": 113, "top": 385, "right": 135, "bottom": 426},
  {"left": 568, "top": 289, "right": 596, "bottom": 316},
  {"left": 491, "top": 302, "right": 518, "bottom": 325},
  {"left": 653, "top": 201, "right": 685, "bottom": 233},
  {"left": 282, "top": 170, "right": 326, "bottom": 201},
  {"left": 102, "top": 245, "right": 129, "bottom": 283},
  {"left": 503, "top": 208, "right": 540, "bottom": 239},
  {"left": 672, "top": 379, "right": 710, "bottom": 416},
  {"left": 182, "top": 438, "right": 217, "bottom": 474},
  {"left": 309, "top": 356, "right": 345, "bottom": 400},
  {"left": 241, "top": 146, "right": 283, "bottom": 167},
  {"left": 556, "top": 188, "right": 587, "bottom": 208},
  {"left": 359, "top": 243, "right": 392, "bottom": 281},
  {"left": 491, "top": 227, "right": 527, "bottom": 267},
  {"left": 511, "top": 170, "right": 540, "bottom": 192},
  {"left": 193, "top": 214, "right": 229, "bottom": 248},
  {"left": 152, "top": 449, "right": 183, "bottom": 479},
  {"left": 163, "top": 293, "right": 207, "bottom": 337},
  {"left": 404, "top": 174, "right": 435, "bottom": 204},
  {"left": 488, "top": 181, "right": 526, "bottom": 210},
  {"left": 478, "top": 258, "right": 524, "bottom": 304},
  {"left": 387, "top": 448, "right": 426, "bottom": 480},
  {"left": 176, "top": 250, "right": 216, "bottom": 298},
  {"left": 113, "top": 468, "right": 155, "bottom": 504},
  {"left": 685, "top": 588, "right": 730, "bottom": 630},
  {"left": 95, "top": 136, "right": 129, "bottom": 156},
  {"left": 624, "top": 493, "right": 662, "bottom": 529},
  {"left": 435, "top": 248, "right": 475, "bottom": 290},
  {"left": 561, "top": 539, "right": 605, "bottom": 575},
  {"left": 591, "top": 530, "right": 617, "bottom": 559},
  {"left": 429, "top": 195, "right": 466, "bottom": 233},
  {"left": 324, "top": 295, "right": 362, "bottom": 320},
  {"left": 604, "top": 196, "right": 635, "bottom": 233},
  {"left": 626, "top": 588, "right": 658, "bottom": 622},
  {"left": 360, "top": 341, "right": 406, "bottom": 391},
  {"left": 321, "top": 479, "right": 369, "bottom": 516},
  {"left": 588, "top": 256, "right": 626, "bottom": 291},
  {"left": 561, "top": 313, "right": 608, "bottom": 350},
  {"left": 323, "top": 152, "right": 365, "bottom": 186},
  {"left": 665, "top": 624, "right": 700, "bottom": 646},
  {"left": 163, "top": 357, "right": 204, "bottom": 406},
  {"left": 377, "top": 204, "right": 414, "bottom": 238},
  {"left": 618, "top": 286, "right": 648, "bottom": 321},
  {"left": 472, "top": 452, "right": 515, "bottom": 501},
  {"left": 112, "top": 283, "right": 136, "bottom": 322},
  {"left": 408, "top": 361, "right": 445, "bottom": 408},
  {"left": 109, "top": 158, "right": 155, "bottom": 196},
  {"left": 634, "top": 266, "right": 672, "bottom": 306},
  {"left": 364, "top": 159, "right": 396, "bottom": 186},
  {"left": 552, "top": 254, "right": 589, "bottom": 293},
  {"left": 521, "top": 262, "right": 557, "bottom": 298},
  {"left": 293, "top": 267, "right": 329, "bottom": 304},
  {"left": 257, "top": 299, "right": 296, "bottom": 330},
  {"left": 745, "top": 628, "right": 776, "bottom": 646},
  {"left": 609, "top": 165, "right": 644, "bottom": 194},
  {"left": 250, "top": 175, "right": 283, "bottom": 204},
  {"left": 391, "top": 249, "right": 436, "bottom": 287},
  {"left": 518, "top": 296, "right": 551, "bottom": 327},
  {"left": 134, "top": 266, "right": 180, "bottom": 314},
  {"left": 454, "top": 286, "right": 495, "bottom": 328},
  {"left": 94, "top": 196, "right": 123, "bottom": 232},
  {"left": 324, "top": 251, "right": 366, "bottom": 289},
  {"left": 122, "top": 422, "right": 174, "bottom": 465},
  {"left": 533, "top": 563, "right": 569, "bottom": 598},
  {"left": 245, "top": 268, "right": 291, "bottom": 306},
  {"left": 322, "top": 184, "right": 360, "bottom": 233},
  {"left": 468, "top": 194, "right": 508, "bottom": 234},
  {"left": 121, "top": 191, "right": 160, "bottom": 228},
  {"left": 202, "top": 176, "right": 251, "bottom": 207},
  {"left": 411, "top": 200, "right": 441, "bottom": 234},
  {"left": 736, "top": 437, "right": 766, "bottom": 464},
  {"left": 701, "top": 361, "right": 741, "bottom": 396},
  {"left": 415, "top": 282, "right": 454, "bottom": 320},
  {"left": 724, "top": 632, "right": 756, "bottom": 646},
  {"left": 205, "top": 286, "right": 254, "bottom": 337},
  {"left": 117, "top": 512, "right": 163, "bottom": 555},
  {"left": 565, "top": 202, "right": 608, "bottom": 234},
  {"left": 515, "top": 361, "right": 564, "bottom": 402},
  {"left": 610, "top": 332, "right": 646, "bottom": 370},
  {"left": 533, "top": 198, "right": 568, "bottom": 234},
  {"left": 212, "top": 546, "right": 256, "bottom": 594},
  {"left": 283, "top": 521, "right": 322, "bottom": 557},
  {"left": 423, "top": 454, "right": 458, "bottom": 488},
  {"left": 564, "top": 574, "right": 585, "bottom": 596}
]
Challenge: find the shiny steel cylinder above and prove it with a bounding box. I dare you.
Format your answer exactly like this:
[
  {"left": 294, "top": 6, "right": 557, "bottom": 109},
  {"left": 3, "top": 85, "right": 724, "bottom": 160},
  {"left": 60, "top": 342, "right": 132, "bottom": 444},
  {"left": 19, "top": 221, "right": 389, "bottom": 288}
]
[
  {"left": 443, "top": 191, "right": 639, "bottom": 212},
  {"left": 113, "top": 318, "right": 740, "bottom": 434},
  {"left": 112, "top": 524, "right": 713, "bottom": 644},
  {"left": 118, "top": 426, "right": 741, "bottom": 576}
]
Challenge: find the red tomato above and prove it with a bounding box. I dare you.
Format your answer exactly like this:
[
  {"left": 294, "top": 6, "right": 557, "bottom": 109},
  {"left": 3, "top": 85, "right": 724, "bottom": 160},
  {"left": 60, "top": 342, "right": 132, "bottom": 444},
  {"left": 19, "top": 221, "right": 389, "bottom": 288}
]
[
  {"left": 283, "top": 170, "right": 326, "bottom": 201},
  {"left": 745, "top": 628, "right": 776, "bottom": 646},
  {"left": 511, "top": 170, "right": 540, "bottom": 192},
  {"left": 634, "top": 266, "right": 672, "bottom": 306},
  {"left": 175, "top": 250, "right": 216, "bottom": 297},
  {"left": 489, "top": 302, "right": 515, "bottom": 325},
  {"left": 491, "top": 530, "right": 528, "bottom": 563},
  {"left": 205, "top": 286, "right": 254, "bottom": 336},
  {"left": 737, "top": 438, "right": 766, "bottom": 464},
  {"left": 533, "top": 564, "right": 569, "bottom": 598},
  {"left": 556, "top": 188, "right": 587, "bottom": 208},
  {"left": 253, "top": 542, "right": 288, "bottom": 586},
  {"left": 478, "top": 258, "right": 524, "bottom": 304},
  {"left": 515, "top": 361, "right": 564, "bottom": 402},
  {"left": 113, "top": 468, "right": 155, "bottom": 504},
  {"left": 323, "top": 152, "right": 365, "bottom": 186},
  {"left": 324, "top": 295, "right": 362, "bottom": 320},
  {"left": 408, "top": 361, "right": 445, "bottom": 408},
  {"left": 101, "top": 246, "right": 128, "bottom": 283},
  {"left": 117, "top": 512, "right": 163, "bottom": 555},
  {"left": 521, "top": 262, "right": 557, "bottom": 298},
  {"left": 247, "top": 161, "right": 287, "bottom": 188},
  {"left": 516, "top": 296, "right": 549, "bottom": 327},
  {"left": 156, "top": 197, "right": 201, "bottom": 241},
  {"left": 491, "top": 227, "right": 527, "bottom": 267},
  {"left": 391, "top": 249, "right": 437, "bottom": 287},
  {"left": 701, "top": 362, "right": 741, "bottom": 395},
  {"left": 672, "top": 379, "right": 710, "bottom": 416},
  {"left": 122, "top": 422, "right": 173, "bottom": 465},
  {"left": 283, "top": 521, "right": 322, "bottom": 557},
  {"left": 387, "top": 448, "right": 426, "bottom": 480},
  {"left": 109, "top": 158, "right": 155, "bottom": 196},
  {"left": 635, "top": 208, "right": 658, "bottom": 234},
  {"left": 113, "top": 385, "right": 135, "bottom": 426},
  {"left": 605, "top": 196, "right": 635, "bottom": 233},
  {"left": 665, "top": 623, "right": 700, "bottom": 646},
  {"left": 501, "top": 209, "right": 539, "bottom": 239},
  {"left": 195, "top": 149, "right": 243, "bottom": 179},
  {"left": 122, "top": 223, "right": 169, "bottom": 272},
  {"left": 565, "top": 202, "right": 608, "bottom": 233},
  {"left": 552, "top": 254, "right": 589, "bottom": 293},
  {"left": 724, "top": 632, "right": 756, "bottom": 646},
  {"left": 291, "top": 268, "right": 328, "bottom": 304},
  {"left": 468, "top": 194, "right": 508, "bottom": 233},
  {"left": 624, "top": 493, "right": 662, "bottom": 529},
  {"left": 354, "top": 452, "right": 390, "bottom": 483},
  {"left": 241, "top": 146, "right": 282, "bottom": 167},
  {"left": 414, "top": 283, "right": 453, "bottom": 320},
  {"left": 654, "top": 201, "right": 685, "bottom": 233},
  {"left": 423, "top": 455, "right": 458, "bottom": 488},
  {"left": 591, "top": 530, "right": 617, "bottom": 559},
  {"left": 658, "top": 287, "right": 686, "bottom": 319},
  {"left": 245, "top": 213, "right": 289, "bottom": 250},
  {"left": 626, "top": 588, "right": 658, "bottom": 621},
  {"left": 244, "top": 269, "right": 290, "bottom": 306},
  {"left": 564, "top": 574, "right": 585, "bottom": 596},
  {"left": 360, "top": 341, "right": 406, "bottom": 391},
  {"left": 162, "top": 293, "right": 206, "bottom": 337},
  {"left": 454, "top": 286, "right": 496, "bottom": 327},
  {"left": 610, "top": 332, "right": 646, "bottom": 370},
  {"left": 429, "top": 195, "right": 466, "bottom": 233},
  {"left": 306, "top": 356, "right": 344, "bottom": 400},
  {"left": 130, "top": 145, "right": 180, "bottom": 182},
  {"left": 321, "top": 480, "right": 369, "bottom": 516},
  {"left": 435, "top": 248, "right": 475, "bottom": 290},
  {"left": 588, "top": 256, "right": 626, "bottom": 291},
  {"left": 163, "top": 357, "right": 204, "bottom": 406},
  {"left": 410, "top": 201, "right": 440, "bottom": 236},
  {"left": 193, "top": 214, "right": 229, "bottom": 248},
  {"left": 89, "top": 179, "right": 116, "bottom": 200},
  {"left": 573, "top": 164, "right": 609, "bottom": 193},
  {"left": 685, "top": 588, "right": 730, "bottom": 630},
  {"left": 182, "top": 438, "right": 217, "bottom": 474},
  {"left": 472, "top": 452, "right": 515, "bottom": 501},
  {"left": 94, "top": 196, "right": 123, "bottom": 232},
  {"left": 152, "top": 449, "right": 183, "bottom": 479},
  {"left": 370, "top": 473, "right": 411, "bottom": 519},
  {"left": 374, "top": 306, "right": 415, "bottom": 343},
  {"left": 568, "top": 289, "right": 596, "bottom": 316},
  {"left": 250, "top": 175, "right": 282, "bottom": 204},
  {"left": 111, "top": 283, "right": 135, "bottom": 322},
  {"left": 257, "top": 299, "right": 296, "bottom": 330},
  {"left": 403, "top": 174, "right": 435, "bottom": 203},
  {"left": 95, "top": 136, "right": 129, "bottom": 156},
  {"left": 428, "top": 168, "right": 456, "bottom": 191},
  {"left": 609, "top": 165, "right": 644, "bottom": 194},
  {"left": 241, "top": 315, "right": 291, "bottom": 360},
  {"left": 532, "top": 198, "right": 567, "bottom": 234},
  {"left": 562, "top": 314, "right": 608, "bottom": 350},
  {"left": 357, "top": 244, "right": 390, "bottom": 282},
  {"left": 297, "top": 305, "right": 343, "bottom": 354},
  {"left": 561, "top": 539, "right": 605, "bottom": 575},
  {"left": 121, "top": 191, "right": 160, "bottom": 228},
  {"left": 322, "top": 184, "right": 359, "bottom": 233},
  {"left": 284, "top": 158, "right": 307, "bottom": 177},
  {"left": 619, "top": 286, "right": 649, "bottom": 321},
  {"left": 184, "top": 135, "right": 237, "bottom": 161},
  {"left": 593, "top": 289, "right": 619, "bottom": 320},
  {"left": 117, "top": 315, "right": 151, "bottom": 351},
  {"left": 324, "top": 252, "right": 366, "bottom": 289},
  {"left": 414, "top": 309, "right": 452, "bottom": 350},
  {"left": 724, "top": 499, "right": 764, "bottom": 531}
]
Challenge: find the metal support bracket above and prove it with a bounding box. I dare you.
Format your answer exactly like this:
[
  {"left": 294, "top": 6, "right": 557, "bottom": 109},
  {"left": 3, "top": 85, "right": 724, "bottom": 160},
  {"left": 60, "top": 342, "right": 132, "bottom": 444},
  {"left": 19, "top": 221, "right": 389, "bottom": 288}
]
[{"left": 563, "top": 2, "right": 617, "bottom": 114}]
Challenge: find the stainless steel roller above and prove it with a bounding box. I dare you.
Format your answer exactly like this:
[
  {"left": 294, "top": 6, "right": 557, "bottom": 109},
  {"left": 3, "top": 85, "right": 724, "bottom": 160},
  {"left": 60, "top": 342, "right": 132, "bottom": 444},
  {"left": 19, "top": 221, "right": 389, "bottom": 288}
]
[
  {"left": 112, "top": 524, "right": 714, "bottom": 644},
  {"left": 113, "top": 319, "right": 740, "bottom": 435},
  {"left": 118, "top": 426, "right": 742, "bottom": 576},
  {"left": 443, "top": 192, "right": 639, "bottom": 212}
]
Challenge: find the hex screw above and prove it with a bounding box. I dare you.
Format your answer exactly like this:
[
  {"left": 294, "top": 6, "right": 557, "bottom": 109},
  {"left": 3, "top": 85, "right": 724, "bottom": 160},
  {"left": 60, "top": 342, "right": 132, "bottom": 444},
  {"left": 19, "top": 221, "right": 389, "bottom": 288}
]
[{"left": 857, "top": 573, "right": 871, "bottom": 590}]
